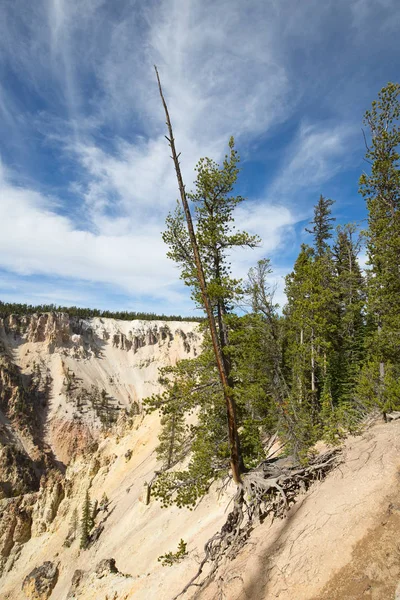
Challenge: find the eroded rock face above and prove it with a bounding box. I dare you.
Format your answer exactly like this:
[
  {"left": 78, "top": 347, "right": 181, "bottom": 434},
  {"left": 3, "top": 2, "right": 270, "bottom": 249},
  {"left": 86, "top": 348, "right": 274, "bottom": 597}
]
[
  {"left": 31, "top": 472, "right": 65, "bottom": 537},
  {"left": 0, "top": 445, "right": 39, "bottom": 499},
  {"left": 67, "top": 569, "right": 86, "bottom": 599},
  {"left": 66, "top": 558, "right": 128, "bottom": 599},
  {"left": 0, "top": 470, "right": 64, "bottom": 577},
  {"left": 22, "top": 561, "right": 58, "bottom": 600},
  {"left": 0, "top": 314, "right": 200, "bottom": 597},
  {"left": 26, "top": 313, "right": 71, "bottom": 347},
  {"left": 0, "top": 347, "right": 33, "bottom": 429},
  {"left": 95, "top": 558, "right": 119, "bottom": 577},
  {"left": 0, "top": 494, "right": 36, "bottom": 576}
]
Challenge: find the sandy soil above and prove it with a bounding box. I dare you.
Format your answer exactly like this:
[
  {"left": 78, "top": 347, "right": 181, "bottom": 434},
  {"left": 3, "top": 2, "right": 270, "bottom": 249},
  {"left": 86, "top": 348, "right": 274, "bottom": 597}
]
[{"left": 196, "top": 420, "right": 400, "bottom": 600}]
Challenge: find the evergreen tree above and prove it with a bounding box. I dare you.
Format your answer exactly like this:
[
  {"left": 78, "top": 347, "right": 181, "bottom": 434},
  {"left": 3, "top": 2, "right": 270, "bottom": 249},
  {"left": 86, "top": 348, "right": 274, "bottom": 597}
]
[
  {"left": 333, "top": 224, "right": 366, "bottom": 409},
  {"left": 306, "top": 195, "right": 335, "bottom": 257},
  {"left": 145, "top": 347, "right": 231, "bottom": 507},
  {"left": 80, "top": 490, "right": 92, "bottom": 550},
  {"left": 359, "top": 82, "right": 400, "bottom": 412},
  {"left": 284, "top": 196, "right": 339, "bottom": 451},
  {"left": 163, "top": 139, "right": 259, "bottom": 320},
  {"left": 284, "top": 244, "right": 319, "bottom": 453},
  {"left": 145, "top": 307, "right": 283, "bottom": 506},
  {"left": 155, "top": 383, "right": 187, "bottom": 470},
  {"left": 161, "top": 136, "right": 260, "bottom": 483}
]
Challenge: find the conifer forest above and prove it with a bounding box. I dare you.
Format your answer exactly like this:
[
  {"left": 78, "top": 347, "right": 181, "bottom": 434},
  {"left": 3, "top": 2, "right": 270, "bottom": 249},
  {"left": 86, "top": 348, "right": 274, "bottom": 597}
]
[{"left": 144, "top": 81, "right": 400, "bottom": 516}]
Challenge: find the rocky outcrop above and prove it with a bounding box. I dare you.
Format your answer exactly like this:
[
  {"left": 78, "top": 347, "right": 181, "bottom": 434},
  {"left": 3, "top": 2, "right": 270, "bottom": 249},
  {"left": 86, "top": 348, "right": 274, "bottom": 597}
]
[
  {"left": 0, "top": 494, "right": 36, "bottom": 576},
  {"left": 0, "top": 346, "right": 33, "bottom": 430},
  {"left": 31, "top": 471, "right": 64, "bottom": 536},
  {"left": 0, "top": 313, "right": 96, "bottom": 358},
  {"left": 0, "top": 341, "right": 52, "bottom": 445},
  {"left": 0, "top": 469, "right": 64, "bottom": 578},
  {"left": 0, "top": 444, "right": 39, "bottom": 499},
  {"left": 67, "top": 558, "right": 130, "bottom": 599},
  {"left": 112, "top": 324, "right": 167, "bottom": 352},
  {"left": 67, "top": 569, "right": 86, "bottom": 599},
  {"left": 22, "top": 561, "right": 58, "bottom": 600},
  {"left": 95, "top": 558, "right": 120, "bottom": 577},
  {"left": 26, "top": 313, "right": 71, "bottom": 346},
  {"left": 1, "top": 313, "right": 201, "bottom": 360},
  {"left": 47, "top": 419, "right": 97, "bottom": 464},
  {"left": 0, "top": 464, "right": 67, "bottom": 580}
]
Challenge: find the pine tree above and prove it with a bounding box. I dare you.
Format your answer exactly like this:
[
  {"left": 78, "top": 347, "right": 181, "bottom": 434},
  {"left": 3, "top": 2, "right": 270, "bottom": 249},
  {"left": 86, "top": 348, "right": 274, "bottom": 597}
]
[
  {"left": 145, "top": 304, "right": 283, "bottom": 507},
  {"left": 359, "top": 82, "right": 400, "bottom": 412},
  {"left": 161, "top": 134, "right": 260, "bottom": 484},
  {"left": 306, "top": 195, "right": 335, "bottom": 258},
  {"left": 80, "top": 490, "right": 92, "bottom": 550},
  {"left": 240, "top": 259, "right": 289, "bottom": 456},
  {"left": 284, "top": 196, "right": 339, "bottom": 452},
  {"left": 145, "top": 347, "right": 230, "bottom": 508},
  {"left": 332, "top": 224, "right": 366, "bottom": 409},
  {"left": 156, "top": 384, "right": 187, "bottom": 470},
  {"left": 284, "top": 244, "right": 318, "bottom": 453}
]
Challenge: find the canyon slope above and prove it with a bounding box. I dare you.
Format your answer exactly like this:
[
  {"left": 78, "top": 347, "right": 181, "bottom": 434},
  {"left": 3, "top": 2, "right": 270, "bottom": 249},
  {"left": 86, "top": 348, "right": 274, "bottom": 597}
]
[{"left": 1, "top": 313, "right": 400, "bottom": 600}]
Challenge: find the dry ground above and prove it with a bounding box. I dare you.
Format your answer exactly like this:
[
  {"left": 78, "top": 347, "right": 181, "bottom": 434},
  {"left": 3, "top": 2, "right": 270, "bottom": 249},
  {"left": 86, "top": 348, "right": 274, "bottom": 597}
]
[{"left": 195, "top": 420, "right": 400, "bottom": 600}]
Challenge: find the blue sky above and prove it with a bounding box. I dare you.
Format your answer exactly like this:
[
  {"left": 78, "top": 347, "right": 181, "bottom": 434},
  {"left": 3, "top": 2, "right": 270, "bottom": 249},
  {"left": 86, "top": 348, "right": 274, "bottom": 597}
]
[{"left": 0, "top": 0, "right": 399, "bottom": 315}]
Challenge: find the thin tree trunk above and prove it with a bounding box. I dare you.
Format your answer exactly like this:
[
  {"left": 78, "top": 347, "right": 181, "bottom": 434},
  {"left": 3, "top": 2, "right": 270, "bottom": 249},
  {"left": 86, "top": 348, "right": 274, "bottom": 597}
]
[
  {"left": 298, "top": 327, "right": 304, "bottom": 403},
  {"left": 379, "top": 360, "right": 385, "bottom": 380},
  {"left": 155, "top": 66, "right": 243, "bottom": 484},
  {"left": 378, "top": 323, "right": 385, "bottom": 383},
  {"left": 311, "top": 327, "right": 316, "bottom": 394}
]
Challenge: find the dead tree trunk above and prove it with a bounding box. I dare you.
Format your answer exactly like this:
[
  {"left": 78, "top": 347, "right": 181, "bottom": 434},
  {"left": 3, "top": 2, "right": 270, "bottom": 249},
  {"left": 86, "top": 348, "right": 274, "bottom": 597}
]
[{"left": 155, "top": 66, "right": 243, "bottom": 484}]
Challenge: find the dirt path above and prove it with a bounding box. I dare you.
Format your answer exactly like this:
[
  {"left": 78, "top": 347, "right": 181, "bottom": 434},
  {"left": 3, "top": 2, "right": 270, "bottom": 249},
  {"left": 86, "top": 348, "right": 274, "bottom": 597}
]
[{"left": 311, "top": 493, "right": 400, "bottom": 600}]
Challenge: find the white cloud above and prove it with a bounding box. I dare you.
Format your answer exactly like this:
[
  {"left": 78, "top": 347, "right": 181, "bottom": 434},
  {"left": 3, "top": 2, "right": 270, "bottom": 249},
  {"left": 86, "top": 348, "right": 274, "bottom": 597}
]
[
  {"left": 0, "top": 0, "right": 378, "bottom": 312},
  {"left": 0, "top": 157, "right": 299, "bottom": 311},
  {"left": 0, "top": 161, "right": 174, "bottom": 296}
]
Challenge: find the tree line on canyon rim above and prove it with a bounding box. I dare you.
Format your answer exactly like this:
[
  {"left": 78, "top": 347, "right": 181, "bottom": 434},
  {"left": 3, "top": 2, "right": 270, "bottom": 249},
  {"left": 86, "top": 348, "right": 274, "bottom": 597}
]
[
  {"left": 144, "top": 81, "right": 400, "bottom": 509},
  {"left": 0, "top": 302, "right": 200, "bottom": 323}
]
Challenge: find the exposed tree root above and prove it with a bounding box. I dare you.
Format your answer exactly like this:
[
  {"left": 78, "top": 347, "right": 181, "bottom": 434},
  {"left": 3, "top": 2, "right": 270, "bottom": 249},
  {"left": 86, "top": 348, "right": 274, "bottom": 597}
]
[{"left": 172, "top": 448, "right": 341, "bottom": 600}]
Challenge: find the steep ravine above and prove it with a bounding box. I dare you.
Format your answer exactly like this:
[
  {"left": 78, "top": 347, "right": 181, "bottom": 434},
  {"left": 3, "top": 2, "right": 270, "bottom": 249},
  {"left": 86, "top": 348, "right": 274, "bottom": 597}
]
[
  {"left": 0, "top": 312, "right": 203, "bottom": 597},
  {"left": 1, "top": 313, "right": 400, "bottom": 600}
]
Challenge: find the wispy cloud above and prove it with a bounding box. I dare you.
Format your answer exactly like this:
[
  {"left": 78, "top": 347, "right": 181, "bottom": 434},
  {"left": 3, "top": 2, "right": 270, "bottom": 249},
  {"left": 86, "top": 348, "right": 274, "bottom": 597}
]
[
  {"left": 0, "top": 158, "right": 296, "bottom": 309},
  {"left": 268, "top": 122, "right": 358, "bottom": 202},
  {"left": 0, "top": 0, "right": 398, "bottom": 312}
]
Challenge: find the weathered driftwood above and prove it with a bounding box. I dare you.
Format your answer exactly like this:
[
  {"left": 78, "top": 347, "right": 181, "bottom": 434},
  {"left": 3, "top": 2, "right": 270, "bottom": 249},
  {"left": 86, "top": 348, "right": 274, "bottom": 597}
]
[{"left": 386, "top": 411, "right": 400, "bottom": 421}]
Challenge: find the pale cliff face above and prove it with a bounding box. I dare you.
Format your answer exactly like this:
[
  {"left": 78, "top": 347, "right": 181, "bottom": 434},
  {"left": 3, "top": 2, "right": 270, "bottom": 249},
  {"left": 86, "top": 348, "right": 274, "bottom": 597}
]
[
  {"left": 0, "top": 313, "right": 212, "bottom": 600},
  {"left": 0, "top": 313, "right": 201, "bottom": 463}
]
